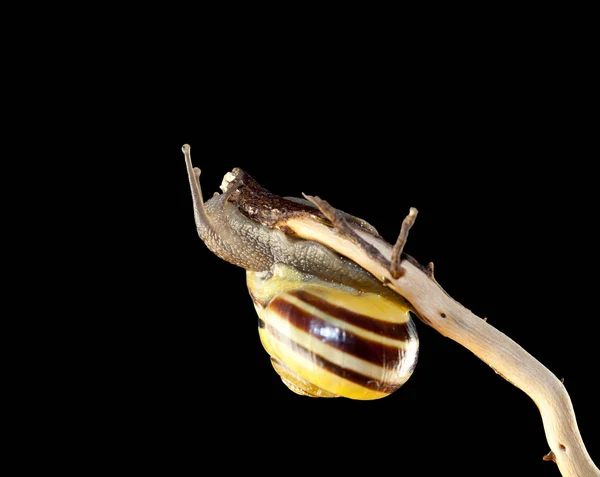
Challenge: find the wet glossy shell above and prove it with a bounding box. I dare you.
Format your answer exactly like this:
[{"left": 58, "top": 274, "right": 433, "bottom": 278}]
[{"left": 247, "top": 265, "right": 419, "bottom": 400}]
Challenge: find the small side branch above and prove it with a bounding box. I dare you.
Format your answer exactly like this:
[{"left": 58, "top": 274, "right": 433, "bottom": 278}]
[
  {"left": 391, "top": 207, "right": 418, "bottom": 278},
  {"left": 544, "top": 451, "right": 557, "bottom": 463},
  {"left": 303, "top": 194, "right": 390, "bottom": 267}
]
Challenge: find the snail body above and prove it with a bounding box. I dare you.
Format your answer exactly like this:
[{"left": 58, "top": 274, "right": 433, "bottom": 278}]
[{"left": 183, "top": 145, "right": 419, "bottom": 399}]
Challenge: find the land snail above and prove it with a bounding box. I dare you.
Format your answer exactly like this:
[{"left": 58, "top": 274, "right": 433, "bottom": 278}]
[{"left": 183, "top": 145, "right": 419, "bottom": 400}]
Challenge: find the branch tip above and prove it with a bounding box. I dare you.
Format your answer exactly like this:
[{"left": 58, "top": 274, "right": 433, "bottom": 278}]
[
  {"left": 391, "top": 207, "right": 419, "bottom": 278},
  {"left": 427, "top": 261, "right": 435, "bottom": 277},
  {"left": 303, "top": 194, "right": 349, "bottom": 231},
  {"left": 543, "top": 450, "right": 557, "bottom": 462}
]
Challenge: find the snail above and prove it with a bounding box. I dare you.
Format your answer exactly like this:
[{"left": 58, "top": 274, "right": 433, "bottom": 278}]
[{"left": 183, "top": 145, "right": 419, "bottom": 399}]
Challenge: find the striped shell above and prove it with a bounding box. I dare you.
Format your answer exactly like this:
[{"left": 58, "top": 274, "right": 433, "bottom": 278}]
[{"left": 247, "top": 264, "right": 419, "bottom": 400}]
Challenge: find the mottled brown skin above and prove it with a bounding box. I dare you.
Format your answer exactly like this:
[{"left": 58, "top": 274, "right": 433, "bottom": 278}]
[
  {"left": 187, "top": 163, "right": 410, "bottom": 306},
  {"left": 225, "top": 168, "right": 327, "bottom": 227}
]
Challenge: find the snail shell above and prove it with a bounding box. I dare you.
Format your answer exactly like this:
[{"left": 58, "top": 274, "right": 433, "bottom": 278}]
[{"left": 247, "top": 264, "right": 419, "bottom": 400}]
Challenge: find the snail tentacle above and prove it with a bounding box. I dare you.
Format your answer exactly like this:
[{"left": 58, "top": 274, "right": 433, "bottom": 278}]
[{"left": 182, "top": 144, "right": 216, "bottom": 237}]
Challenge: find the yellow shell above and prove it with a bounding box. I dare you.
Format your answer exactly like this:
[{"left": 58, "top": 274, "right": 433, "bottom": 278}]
[{"left": 247, "top": 264, "right": 419, "bottom": 400}]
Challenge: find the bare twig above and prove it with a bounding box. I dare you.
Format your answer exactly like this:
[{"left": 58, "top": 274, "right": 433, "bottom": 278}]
[{"left": 391, "top": 207, "right": 418, "bottom": 278}]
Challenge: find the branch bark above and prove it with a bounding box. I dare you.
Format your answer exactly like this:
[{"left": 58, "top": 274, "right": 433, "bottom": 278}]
[{"left": 280, "top": 197, "right": 599, "bottom": 477}]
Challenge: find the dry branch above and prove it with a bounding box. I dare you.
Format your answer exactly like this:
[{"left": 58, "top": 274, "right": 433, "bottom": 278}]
[{"left": 281, "top": 199, "right": 598, "bottom": 477}]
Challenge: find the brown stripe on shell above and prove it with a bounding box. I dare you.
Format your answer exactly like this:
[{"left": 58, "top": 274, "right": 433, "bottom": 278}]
[
  {"left": 264, "top": 322, "right": 401, "bottom": 394},
  {"left": 269, "top": 296, "right": 404, "bottom": 369},
  {"left": 288, "top": 289, "right": 411, "bottom": 341}
]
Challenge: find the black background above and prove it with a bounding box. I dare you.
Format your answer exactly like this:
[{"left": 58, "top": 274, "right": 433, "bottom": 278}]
[
  {"left": 10, "top": 8, "right": 598, "bottom": 476},
  {"left": 94, "top": 33, "right": 599, "bottom": 477}
]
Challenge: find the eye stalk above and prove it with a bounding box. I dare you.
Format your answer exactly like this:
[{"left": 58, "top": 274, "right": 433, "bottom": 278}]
[{"left": 182, "top": 144, "right": 216, "bottom": 238}]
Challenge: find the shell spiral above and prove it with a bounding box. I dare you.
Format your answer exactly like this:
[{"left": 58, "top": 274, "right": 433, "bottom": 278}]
[{"left": 247, "top": 264, "right": 419, "bottom": 400}]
